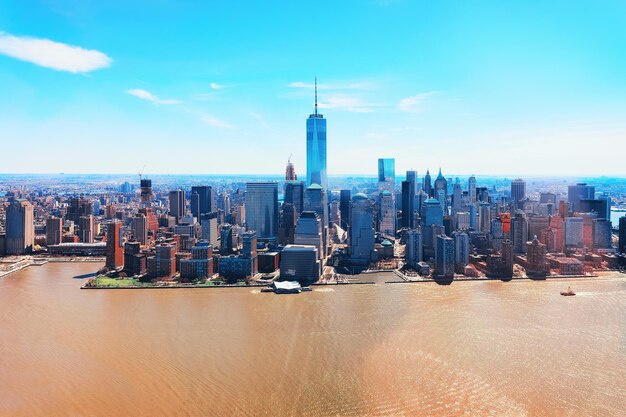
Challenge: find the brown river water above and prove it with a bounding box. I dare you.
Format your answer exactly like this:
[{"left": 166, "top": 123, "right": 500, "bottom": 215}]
[{"left": 1, "top": 262, "right": 625, "bottom": 416}]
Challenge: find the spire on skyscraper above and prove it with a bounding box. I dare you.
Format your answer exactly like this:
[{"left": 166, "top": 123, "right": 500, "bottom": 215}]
[{"left": 314, "top": 76, "right": 318, "bottom": 116}]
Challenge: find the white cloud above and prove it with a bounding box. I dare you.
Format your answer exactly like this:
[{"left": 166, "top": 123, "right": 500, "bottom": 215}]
[
  {"left": 126, "top": 89, "right": 180, "bottom": 105},
  {"left": 0, "top": 31, "right": 111, "bottom": 73},
  {"left": 318, "top": 94, "right": 379, "bottom": 113},
  {"left": 210, "top": 82, "right": 224, "bottom": 90},
  {"left": 397, "top": 91, "right": 437, "bottom": 113},
  {"left": 201, "top": 114, "right": 233, "bottom": 129}
]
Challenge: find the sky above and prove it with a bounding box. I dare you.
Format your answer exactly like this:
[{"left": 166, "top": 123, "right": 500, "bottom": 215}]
[{"left": 0, "top": 0, "right": 625, "bottom": 177}]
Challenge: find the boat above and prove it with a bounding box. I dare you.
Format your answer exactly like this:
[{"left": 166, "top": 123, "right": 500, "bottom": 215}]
[
  {"left": 301, "top": 287, "right": 312, "bottom": 292},
  {"left": 560, "top": 286, "right": 576, "bottom": 296},
  {"left": 273, "top": 281, "right": 302, "bottom": 294},
  {"left": 260, "top": 286, "right": 274, "bottom": 293}
]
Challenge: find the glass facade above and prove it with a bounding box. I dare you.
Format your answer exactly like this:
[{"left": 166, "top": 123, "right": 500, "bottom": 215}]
[
  {"left": 245, "top": 182, "right": 278, "bottom": 240},
  {"left": 378, "top": 158, "right": 395, "bottom": 183},
  {"left": 306, "top": 114, "right": 327, "bottom": 190}
]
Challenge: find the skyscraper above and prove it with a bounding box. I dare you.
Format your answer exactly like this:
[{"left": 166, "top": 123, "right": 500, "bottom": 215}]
[
  {"left": 169, "top": 190, "right": 186, "bottom": 223},
  {"left": 105, "top": 221, "right": 124, "bottom": 270},
  {"left": 294, "top": 211, "right": 323, "bottom": 259},
  {"left": 452, "top": 230, "right": 470, "bottom": 273},
  {"left": 46, "top": 217, "right": 63, "bottom": 246},
  {"left": 405, "top": 229, "right": 423, "bottom": 268},
  {"left": 435, "top": 234, "right": 455, "bottom": 279},
  {"left": 79, "top": 215, "right": 95, "bottom": 243},
  {"left": 434, "top": 168, "right": 448, "bottom": 200},
  {"left": 378, "top": 190, "right": 395, "bottom": 236},
  {"left": 306, "top": 79, "right": 327, "bottom": 190},
  {"left": 568, "top": 183, "right": 595, "bottom": 212},
  {"left": 284, "top": 180, "right": 305, "bottom": 216},
  {"left": 339, "top": 189, "right": 351, "bottom": 230},
  {"left": 423, "top": 170, "right": 432, "bottom": 197},
  {"left": 140, "top": 178, "right": 153, "bottom": 207},
  {"left": 130, "top": 214, "right": 148, "bottom": 245},
  {"left": 526, "top": 237, "right": 548, "bottom": 277},
  {"left": 349, "top": 193, "right": 376, "bottom": 264},
  {"left": 191, "top": 186, "right": 215, "bottom": 219},
  {"left": 401, "top": 180, "right": 415, "bottom": 229},
  {"left": 619, "top": 216, "right": 626, "bottom": 254},
  {"left": 511, "top": 178, "right": 526, "bottom": 209},
  {"left": 245, "top": 182, "right": 279, "bottom": 242},
  {"left": 285, "top": 157, "right": 297, "bottom": 181},
  {"left": 510, "top": 211, "right": 528, "bottom": 254},
  {"left": 468, "top": 175, "right": 477, "bottom": 204},
  {"left": 5, "top": 200, "right": 34, "bottom": 255}
]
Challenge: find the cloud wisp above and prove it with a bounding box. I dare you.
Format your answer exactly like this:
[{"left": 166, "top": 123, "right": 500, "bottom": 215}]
[
  {"left": 318, "top": 93, "right": 380, "bottom": 113},
  {"left": 126, "top": 89, "right": 180, "bottom": 105},
  {"left": 201, "top": 114, "right": 233, "bottom": 129},
  {"left": 0, "top": 32, "right": 111, "bottom": 73},
  {"left": 397, "top": 91, "right": 438, "bottom": 113}
]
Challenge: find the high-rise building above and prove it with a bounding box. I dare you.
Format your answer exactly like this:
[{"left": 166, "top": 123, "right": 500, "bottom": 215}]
[
  {"left": 468, "top": 175, "right": 477, "bottom": 204},
  {"left": 435, "top": 234, "right": 455, "bottom": 279},
  {"left": 405, "top": 229, "right": 423, "bottom": 268},
  {"left": 200, "top": 212, "right": 219, "bottom": 247},
  {"left": 140, "top": 178, "right": 153, "bottom": 207},
  {"left": 593, "top": 219, "right": 612, "bottom": 250},
  {"left": 280, "top": 245, "right": 320, "bottom": 284},
  {"left": 511, "top": 179, "right": 526, "bottom": 209},
  {"left": 455, "top": 212, "right": 471, "bottom": 231},
  {"left": 349, "top": 193, "right": 376, "bottom": 264},
  {"left": 169, "top": 190, "right": 186, "bottom": 223},
  {"left": 423, "top": 170, "right": 432, "bottom": 197},
  {"left": 451, "top": 180, "right": 463, "bottom": 215},
  {"left": 220, "top": 224, "right": 234, "bottom": 254},
  {"left": 123, "top": 241, "right": 146, "bottom": 277},
  {"left": 284, "top": 180, "right": 305, "bottom": 216},
  {"left": 105, "top": 221, "right": 124, "bottom": 270},
  {"left": 245, "top": 182, "right": 279, "bottom": 242},
  {"left": 434, "top": 168, "right": 448, "bottom": 200},
  {"left": 378, "top": 190, "right": 395, "bottom": 236},
  {"left": 130, "top": 214, "right": 148, "bottom": 245},
  {"left": 339, "top": 190, "right": 351, "bottom": 230},
  {"left": 619, "top": 216, "right": 626, "bottom": 254},
  {"left": 526, "top": 237, "right": 548, "bottom": 277},
  {"left": 191, "top": 186, "right": 215, "bottom": 220},
  {"left": 306, "top": 79, "right": 327, "bottom": 190},
  {"left": 401, "top": 180, "right": 415, "bottom": 229},
  {"left": 452, "top": 231, "right": 469, "bottom": 273},
  {"left": 304, "top": 183, "right": 328, "bottom": 250},
  {"left": 564, "top": 217, "right": 584, "bottom": 248},
  {"left": 510, "top": 211, "right": 528, "bottom": 254},
  {"left": 46, "top": 217, "right": 63, "bottom": 246},
  {"left": 294, "top": 211, "right": 323, "bottom": 259},
  {"left": 421, "top": 198, "right": 444, "bottom": 248},
  {"left": 79, "top": 215, "right": 95, "bottom": 243},
  {"left": 478, "top": 202, "right": 491, "bottom": 233},
  {"left": 378, "top": 158, "right": 395, "bottom": 187},
  {"left": 278, "top": 203, "right": 297, "bottom": 246},
  {"left": 5, "top": 200, "right": 34, "bottom": 255},
  {"left": 285, "top": 158, "right": 297, "bottom": 181},
  {"left": 568, "top": 183, "right": 595, "bottom": 212},
  {"left": 66, "top": 197, "right": 93, "bottom": 225}
]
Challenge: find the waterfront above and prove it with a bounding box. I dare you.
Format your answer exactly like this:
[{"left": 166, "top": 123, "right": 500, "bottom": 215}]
[{"left": 1, "top": 263, "right": 625, "bottom": 416}]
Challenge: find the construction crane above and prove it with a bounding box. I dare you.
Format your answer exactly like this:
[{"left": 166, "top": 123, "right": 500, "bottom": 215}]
[{"left": 138, "top": 165, "right": 146, "bottom": 181}]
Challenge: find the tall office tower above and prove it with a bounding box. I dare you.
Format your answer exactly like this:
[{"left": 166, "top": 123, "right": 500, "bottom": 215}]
[
  {"left": 539, "top": 192, "right": 557, "bottom": 204},
  {"left": 46, "top": 217, "right": 63, "bottom": 246},
  {"left": 233, "top": 204, "right": 246, "bottom": 226},
  {"left": 155, "top": 244, "right": 176, "bottom": 278},
  {"left": 140, "top": 178, "right": 153, "bottom": 207},
  {"left": 564, "top": 217, "right": 584, "bottom": 248},
  {"left": 280, "top": 245, "right": 320, "bottom": 284},
  {"left": 169, "top": 190, "right": 186, "bottom": 223},
  {"left": 191, "top": 186, "right": 215, "bottom": 220},
  {"left": 510, "top": 211, "right": 528, "bottom": 254},
  {"left": 528, "top": 216, "right": 549, "bottom": 241},
  {"left": 242, "top": 231, "right": 258, "bottom": 274},
  {"left": 105, "top": 221, "right": 124, "bottom": 270},
  {"left": 568, "top": 183, "right": 595, "bottom": 212},
  {"left": 218, "top": 192, "right": 231, "bottom": 216},
  {"left": 577, "top": 212, "right": 597, "bottom": 249},
  {"left": 597, "top": 193, "right": 611, "bottom": 220},
  {"left": 549, "top": 215, "right": 565, "bottom": 253},
  {"left": 510, "top": 178, "right": 526, "bottom": 209},
  {"left": 491, "top": 217, "right": 504, "bottom": 251},
  {"left": 284, "top": 180, "right": 305, "bottom": 216},
  {"left": 451, "top": 180, "right": 463, "bottom": 215},
  {"left": 5, "top": 200, "right": 34, "bottom": 255},
  {"left": 278, "top": 203, "right": 297, "bottom": 245},
  {"left": 406, "top": 170, "right": 417, "bottom": 189},
  {"left": 305, "top": 184, "right": 328, "bottom": 254},
  {"left": 434, "top": 168, "right": 448, "bottom": 200},
  {"left": 130, "top": 214, "right": 148, "bottom": 245},
  {"left": 619, "top": 216, "right": 626, "bottom": 254},
  {"left": 423, "top": 170, "right": 432, "bottom": 197},
  {"left": 220, "top": 224, "right": 234, "bottom": 254},
  {"left": 339, "top": 189, "right": 351, "bottom": 230},
  {"left": 66, "top": 197, "right": 93, "bottom": 224},
  {"left": 200, "top": 212, "right": 219, "bottom": 247},
  {"left": 501, "top": 239, "right": 514, "bottom": 278},
  {"left": 378, "top": 158, "right": 395, "bottom": 190},
  {"left": 593, "top": 219, "right": 612, "bottom": 250},
  {"left": 349, "top": 193, "right": 376, "bottom": 264},
  {"left": 306, "top": 79, "right": 327, "bottom": 190},
  {"left": 455, "top": 211, "right": 471, "bottom": 231},
  {"left": 435, "top": 234, "right": 455, "bottom": 278},
  {"left": 421, "top": 198, "right": 444, "bottom": 249},
  {"left": 478, "top": 202, "right": 491, "bottom": 233},
  {"left": 526, "top": 237, "right": 548, "bottom": 277},
  {"left": 329, "top": 200, "right": 340, "bottom": 225},
  {"left": 452, "top": 230, "right": 470, "bottom": 273},
  {"left": 79, "top": 215, "right": 95, "bottom": 243},
  {"left": 468, "top": 175, "right": 477, "bottom": 204},
  {"left": 285, "top": 158, "right": 297, "bottom": 181},
  {"left": 405, "top": 229, "right": 423, "bottom": 268},
  {"left": 294, "top": 211, "right": 324, "bottom": 259},
  {"left": 246, "top": 182, "right": 279, "bottom": 242},
  {"left": 123, "top": 241, "right": 145, "bottom": 277},
  {"left": 401, "top": 180, "right": 415, "bottom": 229},
  {"left": 378, "top": 190, "right": 395, "bottom": 236}
]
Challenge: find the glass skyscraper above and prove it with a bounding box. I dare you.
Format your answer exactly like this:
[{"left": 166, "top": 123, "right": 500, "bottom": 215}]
[
  {"left": 245, "top": 182, "right": 279, "bottom": 241},
  {"left": 306, "top": 79, "right": 327, "bottom": 190}
]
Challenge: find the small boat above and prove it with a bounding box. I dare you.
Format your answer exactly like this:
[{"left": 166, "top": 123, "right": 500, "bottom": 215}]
[
  {"left": 260, "top": 286, "right": 275, "bottom": 293},
  {"left": 560, "top": 286, "right": 576, "bottom": 296},
  {"left": 301, "top": 287, "right": 313, "bottom": 292}
]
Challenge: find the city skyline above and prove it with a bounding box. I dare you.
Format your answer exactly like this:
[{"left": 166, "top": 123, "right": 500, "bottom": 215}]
[{"left": 2, "top": 1, "right": 626, "bottom": 176}]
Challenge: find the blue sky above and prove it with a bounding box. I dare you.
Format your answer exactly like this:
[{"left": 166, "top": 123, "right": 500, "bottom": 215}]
[{"left": 1, "top": 0, "right": 625, "bottom": 177}]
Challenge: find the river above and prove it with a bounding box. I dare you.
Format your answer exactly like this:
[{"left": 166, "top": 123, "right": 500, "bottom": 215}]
[{"left": 0, "top": 262, "right": 625, "bottom": 416}]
